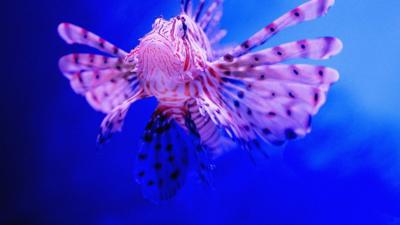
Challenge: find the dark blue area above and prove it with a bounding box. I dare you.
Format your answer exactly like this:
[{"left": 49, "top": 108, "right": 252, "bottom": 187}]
[{"left": 2, "top": 0, "right": 400, "bottom": 225}]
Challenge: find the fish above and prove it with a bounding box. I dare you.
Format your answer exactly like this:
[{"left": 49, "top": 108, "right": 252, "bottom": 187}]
[{"left": 58, "top": 0, "right": 343, "bottom": 201}]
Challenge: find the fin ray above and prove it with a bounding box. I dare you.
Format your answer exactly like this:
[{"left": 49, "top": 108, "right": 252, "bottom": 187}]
[
  {"left": 58, "top": 23, "right": 128, "bottom": 57},
  {"left": 229, "top": 0, "right": 336, "bottom": 57},
  {"left": 196, "top": 59, "right": 338, "bottom": 146},
  {"left": 220, "top": 37, "right": 343, "bottom": 66}
]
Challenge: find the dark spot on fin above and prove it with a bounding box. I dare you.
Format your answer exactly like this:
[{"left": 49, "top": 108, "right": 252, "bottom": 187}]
[
  {"left": 166, "top": 143, "right": 173, "bottom": 152},
  {"left": 314, "top": 93, "right": 320, "bottom": 104},
  {"left": 307, "top": 115, "right": 313, "bottom": 127},
  {"left": 138, "top": 153, "right": 148, "bottom": 160},
  {"left": 170, "top": 170, "right": 180, "bottom": 180},
  {"left": 247, "top": 108, "right": 253, "bottom": 116},
  {"left": 155, "top": 143, "right": 162, "bottom": 151},
  {"left": 223, "top": 54, "right": 234, "bottom": 62},
  {"left": 113, "top": 48, "right": 119, "bottom": 55},
  {"left": 138, "top": 171, "right": 145, "bottom": 177},
  {"left": 147, "top": 180, "right": 154, "bottom": 186},
  {"left": 285, "top": 128, "right": 297, "bottom": 140},
  {"left": 144, "top": 133, "right": 152, "bottom": 142},
  {"left": 154, "top": 162, "right": 162, "bottom": 170},
  {"left": 237, "top": 91, "right": 245, "bottom": 99},
  {"left": 241, "top": 41, "right": 250, "bottom": 49},
  {"left": 262, "top": 128, "right": 271, "bottom": 135}
]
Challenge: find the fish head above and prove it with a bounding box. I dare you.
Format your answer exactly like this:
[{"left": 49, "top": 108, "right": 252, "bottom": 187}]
[{"left": 136, "top": 15, "right": 211, "bottom": 83}]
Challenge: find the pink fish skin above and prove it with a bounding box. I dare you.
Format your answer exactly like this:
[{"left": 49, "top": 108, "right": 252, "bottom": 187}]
[{"left": 58, "top": 0, "right": 342, "bottom": 201}]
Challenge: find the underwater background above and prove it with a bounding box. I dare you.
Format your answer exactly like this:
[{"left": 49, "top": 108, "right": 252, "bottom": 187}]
[{"left": 2, "top": 0, "right": 400, "bottom": 224}]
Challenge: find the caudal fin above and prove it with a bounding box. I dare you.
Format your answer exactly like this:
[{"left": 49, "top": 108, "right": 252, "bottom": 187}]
[{"left": 134, "top": 107, "right": 212, "bottom": 202}]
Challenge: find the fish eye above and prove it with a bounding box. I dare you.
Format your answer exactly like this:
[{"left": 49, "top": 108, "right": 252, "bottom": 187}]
[
  {"left": 181, "top": 20, "right": 188, "bottom": 38},
  {"left": 172, "top": 15, "right": 188, "bottom": 38},
  {"left": 177, "top": 16, "right": 187, "bottom": 38}
]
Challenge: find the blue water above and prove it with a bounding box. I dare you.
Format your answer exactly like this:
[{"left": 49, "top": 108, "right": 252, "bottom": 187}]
[{"left": 2, "top": 0, "right": 400, "bottom": 224}]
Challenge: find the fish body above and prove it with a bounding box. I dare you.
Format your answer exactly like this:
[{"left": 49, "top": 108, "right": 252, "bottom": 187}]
[{"left": 58, "top": 0, "right": 342, "bottom": 201}]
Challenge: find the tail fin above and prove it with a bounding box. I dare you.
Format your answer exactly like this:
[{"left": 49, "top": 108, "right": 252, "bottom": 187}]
[{"left": 134, "top": 107, "right": 212, "bottom": 202}]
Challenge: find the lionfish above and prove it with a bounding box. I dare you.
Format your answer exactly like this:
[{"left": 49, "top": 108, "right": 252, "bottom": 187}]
[{"left": 58, "top": 0, "right": 342, "bottom": 201}]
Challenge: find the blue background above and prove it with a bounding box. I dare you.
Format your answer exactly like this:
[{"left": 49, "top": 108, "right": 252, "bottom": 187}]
[{"left": 2, "top": 0, "right": 400, "bottom": 224}]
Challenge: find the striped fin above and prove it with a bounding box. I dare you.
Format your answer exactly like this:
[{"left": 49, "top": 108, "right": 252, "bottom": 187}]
[
  {"left": 210, "top": 29, "right": 227, "bottom": 46},
  {"left": 59, "top": 54, "right": 130, "bottom": 94},
  {"left": 199, "top": 0, "right": 223, "bottom": 30},
  {"left": 97, "top": 91, "right": 145, "bottom": 144},
  {"left": 58, "top": 23, "right": 127, "bottom": 58},
  {"left": 85, "top": 74, "right": 141, "bottom": 113},
  {"left": 219, "top": 37, "right": 343, "bottom": 67},
  {"left": 194, "top": 0, "right": 206, "bottom": 22},
  {"left": 229, "top": 0, "right": 336, "bottom": 57},
  {"left": 59, "top": 53, "right": 142, "bottom": 113},
  {"left": 181, "top": 0, "right": 192, "bottom": 14},
  {"left": 185, "top": 99, "right": 234, "bottom": 158},
  {"left": 218, "top": 64, "right": 338, "bottom": 113},
  {"left": 183, "top": 109, "right": 214, "bottom": 185},
  {"left": 198, "top": 60, "right": 340, "bottom": 146},
  {"left": 59, "top": 53, "right": 123, "bottom": 72},
  {"left": 216, "top": 64, "right": 339, "bottom": 92},
  {"left": 206, "top": 8, "right": 223, "bottom": 35}
]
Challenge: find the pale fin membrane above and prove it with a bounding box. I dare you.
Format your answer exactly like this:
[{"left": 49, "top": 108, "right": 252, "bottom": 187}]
[
  {"left": 197, "top": 62, "right": 338, "bottom": 146},
  {"left": 58, "top": 24, "right": 145, "bottom": 143},
  {"left": 59, "top": 53, "right": 142, "bottom": 114}
]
